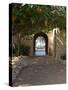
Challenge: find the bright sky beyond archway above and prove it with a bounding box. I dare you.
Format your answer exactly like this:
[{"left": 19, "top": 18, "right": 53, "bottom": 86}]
[{"left": 35, "top": 36, "right": 46, "bottom": 56}]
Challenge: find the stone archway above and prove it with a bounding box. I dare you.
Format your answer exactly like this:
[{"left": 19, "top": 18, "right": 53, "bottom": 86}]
[{"left": 33, "top": 32, "right": 48, "bottom": 56}]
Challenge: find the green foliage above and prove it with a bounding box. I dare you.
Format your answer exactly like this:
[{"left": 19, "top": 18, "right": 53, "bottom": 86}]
[
  {"left": 20, "top": 45, "right": 30, "bottom": 56},
  {"left": 12, "top": 3, "right": 66, "bottom": 36},
  {"left": 12, "top": 45, "right": 18, "bottom": 56},
  {"left": 12, "top": 44, "right": 30, "bottom": 56}
]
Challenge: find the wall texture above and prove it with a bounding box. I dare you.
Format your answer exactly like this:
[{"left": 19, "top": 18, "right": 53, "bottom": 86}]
[{"left": 12, "top": 30, "right": 66, "bottom": 61}]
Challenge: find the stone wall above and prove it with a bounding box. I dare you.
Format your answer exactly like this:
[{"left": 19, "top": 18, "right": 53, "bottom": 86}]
[
  {"left": 12, "top": 30, "right": 66, "bottom": 60},
  {"left": 20, "top": 31, "right": 54, "bottom": 56},
  {"left": 47, "top": 31, "right": 54, "bottom": 56},
  {"left": 55, "top": 31, "right": 66, "bottom": 60}
]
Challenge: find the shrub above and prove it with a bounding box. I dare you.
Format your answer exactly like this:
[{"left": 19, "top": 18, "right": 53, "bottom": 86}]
[
  {"left": 61, "top": 53, "right": 66, "bottom": 60},
  {"left": 20, "top": 45, "right": 30, "bottom": 56},
  {"left": 12, "top": 44, "right": 30, "bottom": 56},
  {"left": 12, "top": 44, "right": 18, "bottom": 56}
]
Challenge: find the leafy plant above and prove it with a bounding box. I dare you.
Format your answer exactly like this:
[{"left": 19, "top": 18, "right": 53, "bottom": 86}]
[{"left": 20, "top": 45, "right": 30, "bottom": 56}]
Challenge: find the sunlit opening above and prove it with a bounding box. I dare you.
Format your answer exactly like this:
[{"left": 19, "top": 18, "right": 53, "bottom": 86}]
[{"left": 35, "top": 36, "right": 46, "bottom": 56}]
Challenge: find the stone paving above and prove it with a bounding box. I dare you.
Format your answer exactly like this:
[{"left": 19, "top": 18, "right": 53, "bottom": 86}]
[
  {"left": 11, "top": 56, "right": 66, "bottom": 86},
  {"left": 13, "top": 64, "right": 66, "bottom": 87}
]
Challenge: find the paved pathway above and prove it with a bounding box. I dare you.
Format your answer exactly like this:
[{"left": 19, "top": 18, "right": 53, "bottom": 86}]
[
  {"left": 12, "top": 56, "right": 63, "bottom": 83},
  {"left": 13, "top": 63, "right": 66, "bottom": 87}
]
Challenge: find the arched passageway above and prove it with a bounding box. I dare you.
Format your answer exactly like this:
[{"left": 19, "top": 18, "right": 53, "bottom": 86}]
[{"left": 33, "top": 32, "right": 48, "bottom": 56}]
